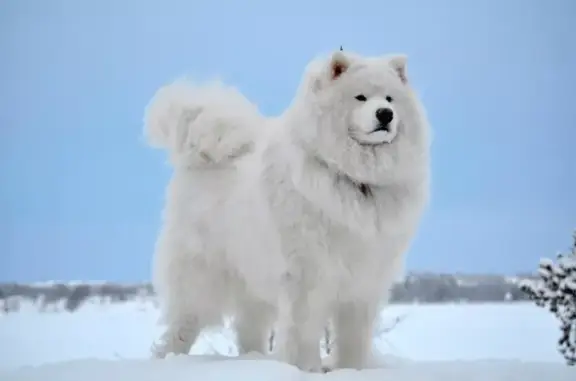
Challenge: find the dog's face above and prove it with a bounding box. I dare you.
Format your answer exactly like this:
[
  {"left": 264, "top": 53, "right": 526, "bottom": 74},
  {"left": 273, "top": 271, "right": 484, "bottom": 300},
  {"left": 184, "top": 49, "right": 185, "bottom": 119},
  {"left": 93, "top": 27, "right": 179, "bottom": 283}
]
[{"left": 290, "top": 51, "right": 430, "bottom": 185}]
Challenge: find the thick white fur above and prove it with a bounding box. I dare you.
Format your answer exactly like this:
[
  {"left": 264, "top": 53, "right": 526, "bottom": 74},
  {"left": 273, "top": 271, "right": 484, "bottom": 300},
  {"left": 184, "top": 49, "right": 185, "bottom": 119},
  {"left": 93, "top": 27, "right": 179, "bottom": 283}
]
[
  {"left": 145, "top": 79, "right": 262, "bottom": 167},
  {"left": 145, "top": 51, "right": 430, "bottom": 372}
]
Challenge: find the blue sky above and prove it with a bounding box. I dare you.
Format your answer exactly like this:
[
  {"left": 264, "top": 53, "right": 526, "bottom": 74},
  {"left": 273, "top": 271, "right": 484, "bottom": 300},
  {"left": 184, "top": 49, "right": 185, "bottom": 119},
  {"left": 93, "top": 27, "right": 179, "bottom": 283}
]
[{"left": 1, "top": 0, "right": 575, "bottom": 282}]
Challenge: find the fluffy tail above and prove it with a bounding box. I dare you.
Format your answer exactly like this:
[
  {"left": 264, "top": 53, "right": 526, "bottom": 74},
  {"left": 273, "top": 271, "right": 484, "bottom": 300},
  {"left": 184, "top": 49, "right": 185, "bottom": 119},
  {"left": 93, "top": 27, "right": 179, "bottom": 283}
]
[{"left": 144, "top": 79, "right": 264, "bottom": 167}]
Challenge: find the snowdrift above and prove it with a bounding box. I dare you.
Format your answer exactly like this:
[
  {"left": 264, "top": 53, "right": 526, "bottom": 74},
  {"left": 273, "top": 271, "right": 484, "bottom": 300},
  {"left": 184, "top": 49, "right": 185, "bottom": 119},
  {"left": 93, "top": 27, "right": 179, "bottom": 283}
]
[
  {"left": 2, "top": 354, "right": 575, "bottom": 381},
  {"left": 2, "top": 302, "right": 574, "bottom": 380},
  {"left": 0, "top": 355, "right": 576, "bottom": 381}
]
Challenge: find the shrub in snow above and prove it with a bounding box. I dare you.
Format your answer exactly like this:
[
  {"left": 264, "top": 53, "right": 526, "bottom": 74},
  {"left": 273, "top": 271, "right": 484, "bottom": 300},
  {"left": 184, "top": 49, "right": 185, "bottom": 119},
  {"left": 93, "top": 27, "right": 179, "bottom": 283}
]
[
  {"left": 520, "top": 230, "right": 576, "bottom": 366},
  {"left": 2, "top": 296, "right": 22, "bottom": 313},
  {"left": 66, "top": 285, "right": 92, "bottom": 312}
]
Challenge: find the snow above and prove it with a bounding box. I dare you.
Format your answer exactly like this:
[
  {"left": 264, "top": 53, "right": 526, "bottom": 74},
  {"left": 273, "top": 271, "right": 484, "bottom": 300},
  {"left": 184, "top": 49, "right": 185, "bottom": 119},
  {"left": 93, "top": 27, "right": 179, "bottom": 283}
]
[
  {"left": 3, "top": 356, "right": 575, "bottom": 381},
  {"left": 1, "top": 301, "right": 575, "bottom": 380}
]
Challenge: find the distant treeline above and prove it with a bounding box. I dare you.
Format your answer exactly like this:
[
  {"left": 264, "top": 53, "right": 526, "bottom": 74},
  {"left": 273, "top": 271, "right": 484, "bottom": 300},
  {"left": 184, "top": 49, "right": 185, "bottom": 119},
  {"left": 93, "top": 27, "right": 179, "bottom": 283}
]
[
  {"left": 390, "top": 273, "right": 537, "bottom": 303},
  {"left": 0, "top": 273, "right": 539, "bottom": 313}
]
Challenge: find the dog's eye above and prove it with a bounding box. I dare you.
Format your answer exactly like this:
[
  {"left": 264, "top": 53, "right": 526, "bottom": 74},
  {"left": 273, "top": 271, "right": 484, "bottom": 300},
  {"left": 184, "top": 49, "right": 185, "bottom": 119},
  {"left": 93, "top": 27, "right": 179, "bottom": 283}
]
[
  {"left": 385, "top": 95, "right": 393, "bottom": 102},
  {"left": 355, "top": 94, "right": 367, "bottom": 102}
]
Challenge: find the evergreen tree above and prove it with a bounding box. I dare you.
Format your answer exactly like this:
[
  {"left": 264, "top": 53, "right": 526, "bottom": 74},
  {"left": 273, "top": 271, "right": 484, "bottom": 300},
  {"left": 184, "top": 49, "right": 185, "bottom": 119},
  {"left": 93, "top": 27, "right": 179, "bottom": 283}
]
[{"left": 520, "top": 231, "right": 576, "bottom": 365}]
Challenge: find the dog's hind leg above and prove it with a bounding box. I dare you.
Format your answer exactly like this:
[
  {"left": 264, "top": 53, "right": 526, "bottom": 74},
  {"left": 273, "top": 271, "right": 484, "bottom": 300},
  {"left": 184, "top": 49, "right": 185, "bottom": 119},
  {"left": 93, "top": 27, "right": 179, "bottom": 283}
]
[
  {"left": 152, "top": 283, "right": 225, "bottom": 358},
  {"left": 152, "top": 313, "right": 202, "bottom": 358},
  {"left": 151, "top": 241, "right": 225, "bottom": 359}
]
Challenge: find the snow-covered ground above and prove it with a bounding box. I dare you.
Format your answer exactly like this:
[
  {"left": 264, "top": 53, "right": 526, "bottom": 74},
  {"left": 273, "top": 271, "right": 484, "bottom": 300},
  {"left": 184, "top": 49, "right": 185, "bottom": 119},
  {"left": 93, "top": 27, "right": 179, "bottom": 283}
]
[{"left": 1, "top": 301, "right": 574, "bottom": 380}]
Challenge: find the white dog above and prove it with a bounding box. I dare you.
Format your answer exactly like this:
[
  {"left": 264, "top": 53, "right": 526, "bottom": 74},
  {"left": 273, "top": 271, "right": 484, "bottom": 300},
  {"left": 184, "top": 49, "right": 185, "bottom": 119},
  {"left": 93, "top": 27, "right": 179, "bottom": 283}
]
[{"left": 144, "top": 50, "right": 430, "bottom": 372}]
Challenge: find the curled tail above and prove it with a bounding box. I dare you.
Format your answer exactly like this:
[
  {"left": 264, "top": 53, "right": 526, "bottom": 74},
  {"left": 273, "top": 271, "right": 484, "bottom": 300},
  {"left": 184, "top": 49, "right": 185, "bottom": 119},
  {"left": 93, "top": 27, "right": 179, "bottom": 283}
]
[{"left": 144, "top": 79, "right": 264, "bottom": 167}]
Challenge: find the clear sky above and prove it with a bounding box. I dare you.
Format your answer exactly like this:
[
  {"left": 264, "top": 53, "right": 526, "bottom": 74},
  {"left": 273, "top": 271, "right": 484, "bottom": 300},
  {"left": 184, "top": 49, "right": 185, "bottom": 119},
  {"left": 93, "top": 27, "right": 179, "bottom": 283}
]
[{"left": 1, "top": 0, "right": 575, "bottom": 282}]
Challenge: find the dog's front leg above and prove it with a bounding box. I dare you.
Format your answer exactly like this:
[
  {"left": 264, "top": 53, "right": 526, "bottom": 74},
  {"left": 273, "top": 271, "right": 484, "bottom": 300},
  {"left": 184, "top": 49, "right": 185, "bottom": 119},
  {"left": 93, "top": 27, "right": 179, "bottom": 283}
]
[
  {"left": 275, "top": 272, "right": 329, "bottom": 372},
  {"left": 333, "top": 300, "right": 379, "bottom": 370}
]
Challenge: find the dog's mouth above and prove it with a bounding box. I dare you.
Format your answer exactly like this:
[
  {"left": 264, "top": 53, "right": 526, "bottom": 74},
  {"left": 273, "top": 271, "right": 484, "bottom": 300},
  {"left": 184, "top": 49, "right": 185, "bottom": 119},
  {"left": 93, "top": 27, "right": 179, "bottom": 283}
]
[
  {"left": 349, "top": 131, "right": 393, "bottom": 146},
  {"left": 349, "top": 122, "right": 398, "bottom": 146},
  {"left": 370, "top": 123, "right": 391, "bottom": 134}
]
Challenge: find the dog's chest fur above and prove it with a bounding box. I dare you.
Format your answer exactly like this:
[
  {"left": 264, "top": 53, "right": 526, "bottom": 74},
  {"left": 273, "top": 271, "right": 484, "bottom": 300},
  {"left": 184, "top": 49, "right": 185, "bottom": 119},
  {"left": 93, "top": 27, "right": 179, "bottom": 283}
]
[{"left": 259, "top": 146, "right": 425, "bottom": 299}]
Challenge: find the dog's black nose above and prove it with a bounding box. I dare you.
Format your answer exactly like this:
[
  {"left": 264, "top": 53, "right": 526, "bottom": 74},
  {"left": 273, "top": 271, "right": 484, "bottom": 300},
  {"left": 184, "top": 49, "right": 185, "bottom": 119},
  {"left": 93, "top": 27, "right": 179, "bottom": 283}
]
[{"left": 375, "top": 108, "right": 394, "bottom": 126}]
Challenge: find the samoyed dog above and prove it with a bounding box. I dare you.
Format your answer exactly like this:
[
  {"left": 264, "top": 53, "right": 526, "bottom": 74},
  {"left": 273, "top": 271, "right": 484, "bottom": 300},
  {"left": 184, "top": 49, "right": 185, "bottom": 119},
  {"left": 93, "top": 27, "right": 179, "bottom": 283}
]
[{"left": 145, "top": 50, "right": 430, "bottom": 372}]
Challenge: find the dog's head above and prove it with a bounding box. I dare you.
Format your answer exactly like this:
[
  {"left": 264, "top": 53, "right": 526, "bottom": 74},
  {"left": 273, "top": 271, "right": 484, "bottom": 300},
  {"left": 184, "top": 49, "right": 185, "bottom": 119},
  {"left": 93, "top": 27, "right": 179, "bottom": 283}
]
[{"left": 288, "top": 51, "right": 430, "bottom": 185}]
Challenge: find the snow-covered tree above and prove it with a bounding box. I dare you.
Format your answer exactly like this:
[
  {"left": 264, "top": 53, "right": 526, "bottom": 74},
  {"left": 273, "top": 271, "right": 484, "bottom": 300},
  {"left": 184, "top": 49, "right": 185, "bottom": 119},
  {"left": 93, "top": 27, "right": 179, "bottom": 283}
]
[{"left": 520, "top": 231, "right": 576, "bottom": 366}]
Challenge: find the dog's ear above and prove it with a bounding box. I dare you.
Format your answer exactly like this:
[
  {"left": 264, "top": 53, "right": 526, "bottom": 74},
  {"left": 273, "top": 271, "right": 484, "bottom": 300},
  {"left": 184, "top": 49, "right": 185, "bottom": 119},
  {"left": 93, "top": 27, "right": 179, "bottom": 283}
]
[
  {"left": 309, "top": 51, "right": 352, "bottom": 93},
  {"left": 328, "top": 50, "right": 351, "bottom": 81},
  {"left": 387, "top": 55, "right": 408, "bottom": 84}
]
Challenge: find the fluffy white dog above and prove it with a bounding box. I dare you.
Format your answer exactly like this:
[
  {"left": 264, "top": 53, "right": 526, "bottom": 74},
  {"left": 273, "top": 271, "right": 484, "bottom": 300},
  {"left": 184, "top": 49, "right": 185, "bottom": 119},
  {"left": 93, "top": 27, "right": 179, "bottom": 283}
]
[{"left": 144, "top": 50, "right": 430, "bottom": 372}]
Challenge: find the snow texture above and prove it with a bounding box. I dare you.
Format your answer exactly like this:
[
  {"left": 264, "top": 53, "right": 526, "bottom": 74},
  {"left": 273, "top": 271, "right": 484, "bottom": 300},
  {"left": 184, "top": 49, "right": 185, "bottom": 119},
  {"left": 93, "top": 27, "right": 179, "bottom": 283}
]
[
  {"left": 2, "top": 354, "right": 575, "bottom": 381},
  {"left": 2, "top": 302, "right": 576, "bottom": 380}
]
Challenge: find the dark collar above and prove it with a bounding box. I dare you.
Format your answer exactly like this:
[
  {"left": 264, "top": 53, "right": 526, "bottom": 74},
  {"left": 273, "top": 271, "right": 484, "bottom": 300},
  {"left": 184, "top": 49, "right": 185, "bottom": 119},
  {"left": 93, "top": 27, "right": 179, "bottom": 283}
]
[
  {"left": 358, "top": 183, "right": 372, "bottom": 197},
  {"left": 312, "top": 154, "right": 374, "bottom": 198}
]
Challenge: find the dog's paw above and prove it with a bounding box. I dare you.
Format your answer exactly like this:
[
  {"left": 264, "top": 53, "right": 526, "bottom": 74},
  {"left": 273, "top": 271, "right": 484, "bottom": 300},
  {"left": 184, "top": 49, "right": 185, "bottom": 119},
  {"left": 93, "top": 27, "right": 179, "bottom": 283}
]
[
  {"left": 150, "top": 341, "right": 168, "bottom": 359},
  {"left": 298, "top": 364, "right": 327, "bottom": 374},
  {"left": 294, "top": 358, "right": 325, "bottom": 373}
]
